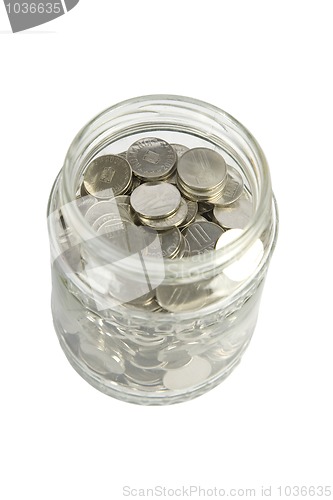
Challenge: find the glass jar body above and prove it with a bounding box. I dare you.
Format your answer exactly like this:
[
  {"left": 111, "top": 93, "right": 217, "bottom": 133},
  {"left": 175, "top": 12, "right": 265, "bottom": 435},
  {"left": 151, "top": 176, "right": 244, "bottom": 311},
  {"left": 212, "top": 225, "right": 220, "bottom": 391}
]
[{"left": 47, "top": 95, "right": 278, "bottom": 405}]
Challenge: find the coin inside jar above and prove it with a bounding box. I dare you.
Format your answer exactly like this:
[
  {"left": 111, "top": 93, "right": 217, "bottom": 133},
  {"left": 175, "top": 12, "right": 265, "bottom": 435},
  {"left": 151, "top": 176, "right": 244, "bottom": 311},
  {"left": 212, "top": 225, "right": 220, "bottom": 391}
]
[
  {"left": 84, "top": 197, "right": 132, "bottom": 228},
  {"left": 78, "top": 143, "right": 254, "bottom": 262},
  {"left": 138, "top": 226, "right": 182, "bottom": 259},
  {"left": 177, "top": 148, "right": 227, "bottom": 192},
  {"left": 126, "top": 137, "right": 176, "bottom": 181},
  {"left": 163, "top": 356, "right": 212, "bottom": 390},
  {"left": 138, "top": 197, "right": 188, "bottom": 230},
  {"left": 212, "top": 166, "right": 244, "bottom": 207},
  {"left": 76, "top": 193, "right": 97, "bottom": 216},
  {"left": 213, "top": 194, "right": 253, "bottom": 230},
  {"left": 79, "top": 339, "right": 125, "bottom": 376},
  {"left": 83, "top": 155, "right": 132, "bottom": 199},
  {"left": 156, "top": 281, "right": 211, "bottom": 312},
  {"left": 182, "top": 221, "right": 224, "bottom": 256},
  {"left": 130, "top": 182, "right": 181, "bottom": 219},
  {"left": 159, "top": 227, "right": 182, "bottom": 259},
  {"left": 171, "top": 143, "right": 189, "bottom": 159},
  {"left": 157, "top": 227, "right": 183, "bottom": 258},
  {"left": 96, "top": 219, "right": 159, "bottom": 257},
  {"left": 179, "top": 200, "right": 198, "bottom": 228},
  {"left": 177, "top": 176, "right": 224, "bottom": 202}
]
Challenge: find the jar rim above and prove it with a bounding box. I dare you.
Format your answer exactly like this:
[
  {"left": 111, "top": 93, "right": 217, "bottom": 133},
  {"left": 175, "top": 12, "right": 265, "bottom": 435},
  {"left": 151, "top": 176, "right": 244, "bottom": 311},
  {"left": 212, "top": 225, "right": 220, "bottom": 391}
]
[{"left": 60, "top": 94, "right": 273, "bottom": 280}]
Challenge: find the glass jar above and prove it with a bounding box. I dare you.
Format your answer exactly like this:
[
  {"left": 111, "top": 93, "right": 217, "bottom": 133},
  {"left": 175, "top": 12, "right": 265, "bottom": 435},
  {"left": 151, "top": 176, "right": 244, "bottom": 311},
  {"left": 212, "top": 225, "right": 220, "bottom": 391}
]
[{"left": 47, "top": 95, "right": 278, "bottom": 405}]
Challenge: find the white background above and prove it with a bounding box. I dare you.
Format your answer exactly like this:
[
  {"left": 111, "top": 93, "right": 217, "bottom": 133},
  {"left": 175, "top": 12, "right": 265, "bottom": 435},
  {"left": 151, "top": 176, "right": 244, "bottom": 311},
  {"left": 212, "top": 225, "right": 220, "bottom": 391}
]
[{"left": 1, "top": 1, "right": 332, "bottom": 498}]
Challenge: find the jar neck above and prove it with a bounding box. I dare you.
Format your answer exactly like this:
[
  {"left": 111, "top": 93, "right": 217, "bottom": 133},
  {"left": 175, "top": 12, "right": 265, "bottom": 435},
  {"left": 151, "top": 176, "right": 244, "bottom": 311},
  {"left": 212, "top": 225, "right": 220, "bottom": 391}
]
[{"left": 56, "top": 95, "right": 273, "bottom": 283}]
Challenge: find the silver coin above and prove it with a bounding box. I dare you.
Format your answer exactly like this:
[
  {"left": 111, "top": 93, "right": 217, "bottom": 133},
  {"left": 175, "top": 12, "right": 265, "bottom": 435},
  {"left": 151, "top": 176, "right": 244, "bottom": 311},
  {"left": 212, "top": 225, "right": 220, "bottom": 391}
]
[
  {"left": 125, "top": 290, "right": 156, "bottom": 307},
  {"left": 83, "top": 155, "right": 132, "bottom": 199},
  {"left": 179, "top": 200, "right": 198, "bottom": 228},
  {"left": 95, "top": 217, "right": 125, "bottom": 235},
  {"left": 177, "top": 175, "right": 226, "bottom": 202},
  {"left": 164, "top": 170, "right": 178, "bottom": 184},
  {"left": 176, "top": 234, "right": 191, "bottom": 258},
  {"left": 84, "top": 197, "right": 132, "bottom": 228},
  {"left": 125, "top": 363, "right": 164, "bottom": 386},
  {"left": 177, "top": 148, "right": 227, "bottom": 191},
  {"left": 171, "top": 143, "right": 189, "bottom": 159},
  {"left": 108, "top": 195, "right": 139, "bottom": 224},
  {"left": 131, "top": 351, "right": 166, "bottom": 370},
  {"left": 124, "top": 175, "right": 142, "bottom": 195},
  {"left": 80, "top": 181, "right": 89, "bottom": 197},
  {"left": 138, "top": 198, "right": 188, "bottom": 231},
  {"left": 79, "top": 339, "right": 125, "bottom": 376},
  {"left": 130, "top": 182, "right": 181, "bottom": 219},
  {"left": 164, "top": 354, "right": 193, "bottom": 370},
  {"left": 76, "top": 193, "right": 97, "bottom": 216},
  {"left": 158, "top": 346, "right": 192, "bottom": 370},
  {"left": 212, "top": 166, "right": 244, "bottom": 206},
  {"left": 96, "top": 219, "right": 157, "bottom": 259},
  {"left": 96, "top": 218, "right": 134, "bottom": 245},
  {"left": 101, "top": 194, "right": 130, "bottom": 207},
  {"left": 213, "top": 195, "right": 253, "bottom": 230},
  {"left": 163, "top": 356, "right": 211, "bottom": 390},
  {"left": 155, "top": 280, "right": 211, "bottom": 312},
  {"left": 137, "top": 224, "right": 166, "bottom": 252},
  {"left": 128, "top": 175, "right": 141, "bottom": 192},
  {"left": 118, "top": 151, "right": 127, "bottom": 159},
  {"left": 182, "top": 221, "right": 224, "bottom": 255},
  {"left": 141, "top": 299, "right": 165, "bottom": 313},
  {"left": 158, "top": 227, "right": 182, "bottom": 258},
  {"left": 126, "top": 137, "right": 176, "bottom": 181},
  {"left": 112, "top": 338, "right": 137, "bottom": 358},
  {"left": 109, "top": 276, "right": 154, "bottom": 308}
]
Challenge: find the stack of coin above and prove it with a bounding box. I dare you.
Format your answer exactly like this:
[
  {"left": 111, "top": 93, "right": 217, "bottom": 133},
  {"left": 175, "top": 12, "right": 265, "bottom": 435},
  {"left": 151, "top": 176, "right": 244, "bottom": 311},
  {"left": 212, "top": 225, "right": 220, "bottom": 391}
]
[
  {"left": 76, "top": 136, "right": 253, "bottom": 261},
  {"left": 53, "top": 125, "right": 273, "bottom": 401},
  {"left": 130, "top": 181, "right": 187, "bottom": 230},
  {"left": 177, "top": 148, "right": 227, "bottom": 201},
  {"left": 140, "top": 226, "right": 189, "bottom": 260},
  {"left": 212, "top": 194, "right": 253, "bottom": 230}
]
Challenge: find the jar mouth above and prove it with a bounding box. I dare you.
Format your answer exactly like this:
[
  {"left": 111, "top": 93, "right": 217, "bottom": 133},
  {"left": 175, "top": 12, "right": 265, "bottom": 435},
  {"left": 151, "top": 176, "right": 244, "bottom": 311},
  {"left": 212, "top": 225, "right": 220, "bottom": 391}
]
[{"left": 60, "top": 95, "right": 273, "bottom": 281}]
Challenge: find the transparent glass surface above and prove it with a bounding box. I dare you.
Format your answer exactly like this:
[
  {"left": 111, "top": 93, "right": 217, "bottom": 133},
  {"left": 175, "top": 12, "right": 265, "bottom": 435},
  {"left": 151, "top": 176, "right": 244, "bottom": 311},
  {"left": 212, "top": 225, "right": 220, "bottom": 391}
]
[{"left": 47, "top": 95, "right": 278, "bottom": 405}]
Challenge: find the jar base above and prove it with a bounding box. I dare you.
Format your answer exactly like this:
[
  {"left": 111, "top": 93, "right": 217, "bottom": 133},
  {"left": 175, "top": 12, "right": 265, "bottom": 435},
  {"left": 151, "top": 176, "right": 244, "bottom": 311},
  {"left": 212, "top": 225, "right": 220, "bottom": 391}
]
[{"left": 55, "top": 323, "right": 252, "bottom": 406}]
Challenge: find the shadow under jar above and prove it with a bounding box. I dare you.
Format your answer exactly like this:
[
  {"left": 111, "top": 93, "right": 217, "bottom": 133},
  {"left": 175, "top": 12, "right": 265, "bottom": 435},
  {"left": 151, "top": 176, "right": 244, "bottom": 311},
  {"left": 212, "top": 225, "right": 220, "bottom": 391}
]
[{"left": 47, "top": 95, "right": 278, "bottom": 405}]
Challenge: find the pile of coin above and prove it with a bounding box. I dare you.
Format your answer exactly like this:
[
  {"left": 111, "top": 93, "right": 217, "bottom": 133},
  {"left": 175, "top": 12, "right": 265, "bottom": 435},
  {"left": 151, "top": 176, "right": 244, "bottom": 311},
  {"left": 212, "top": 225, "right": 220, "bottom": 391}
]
[
  {"left": 76, "top": 136, "right": 252, "bottom": 263},
  {"left": 61, "top": 136, "right": 262, "bottom": 394}
]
